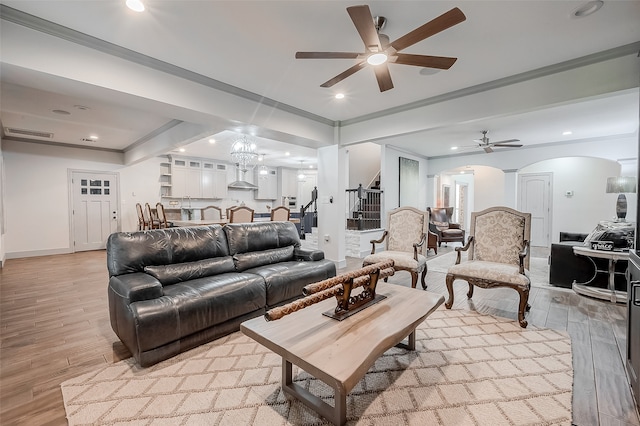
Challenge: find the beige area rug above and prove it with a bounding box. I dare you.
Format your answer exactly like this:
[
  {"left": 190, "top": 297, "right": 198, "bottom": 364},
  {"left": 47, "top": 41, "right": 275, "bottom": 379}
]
[
  {"left": 61, "top": 308, "right": 572, "bottom": 425},
  {"left": 427, "top": 252, "right": 551, "bottom": 288}
]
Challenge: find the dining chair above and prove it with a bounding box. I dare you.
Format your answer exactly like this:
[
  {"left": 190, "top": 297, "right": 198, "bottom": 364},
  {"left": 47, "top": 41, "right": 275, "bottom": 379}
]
[
  {"left": 202, "top": 205, "right": 223, "bottom": 220},
  {"left": 229, "top": 206, "right": 254, "bottom": 223},
  {"left": 270, "top": 206, "right": 290, "bottom": 221},
  {"left": 135, "top": 203, "right": 146, "bottom": 230},
  {"left": 225, "top": 205, "right": 238, "bottom": 219},
  {"left": 155, "top": 202, "right": 174, "bottom": 228},
  {"left": 144, "top": 202, "right": 160, "bottom": 229}
]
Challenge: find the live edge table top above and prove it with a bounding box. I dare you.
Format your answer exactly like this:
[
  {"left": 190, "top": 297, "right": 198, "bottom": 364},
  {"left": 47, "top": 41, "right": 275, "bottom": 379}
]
[{"left": 240, "top": 283, "right": 444, "bottom": 397}]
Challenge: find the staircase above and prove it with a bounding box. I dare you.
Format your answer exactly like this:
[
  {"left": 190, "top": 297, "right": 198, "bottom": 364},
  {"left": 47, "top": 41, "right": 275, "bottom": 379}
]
[{"left": 346, "top": 181, "right": 383, "bottom": 231}]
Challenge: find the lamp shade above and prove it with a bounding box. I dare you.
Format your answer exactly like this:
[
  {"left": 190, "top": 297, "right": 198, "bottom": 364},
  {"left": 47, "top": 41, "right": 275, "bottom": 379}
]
[{"left": 606, "top": 176, "right": 637, "bottom": 194}]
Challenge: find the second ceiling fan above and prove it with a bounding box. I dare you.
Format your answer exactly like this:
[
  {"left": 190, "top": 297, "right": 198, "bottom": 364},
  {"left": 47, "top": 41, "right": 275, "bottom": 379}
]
[
  {"left": 474, "top": 130, "right": 523, "bottom": 153},
  {"left": 295, "top": 5, "right": 466, "bottom": 92}
]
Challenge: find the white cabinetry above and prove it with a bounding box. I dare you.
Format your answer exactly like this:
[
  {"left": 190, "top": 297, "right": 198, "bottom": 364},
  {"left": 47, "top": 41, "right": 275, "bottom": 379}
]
[
  {"left": 165, "top": 156, "right": 228, "bottom": 199},
  {"left": 160, "top": 162, "right": 172, "bottom": 197},
  {"left": 280, "top": 168, "right": 298, "bottom": 198},
  {"left": 255, "top": 168, "right": 278, "bottom": 200},
  {"left": 202, "top": 162, "right": 228, "bottom": 199}
]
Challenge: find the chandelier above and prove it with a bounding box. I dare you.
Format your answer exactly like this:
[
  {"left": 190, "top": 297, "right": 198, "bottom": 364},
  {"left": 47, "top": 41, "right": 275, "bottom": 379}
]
[{"left": 230, "top": 135, "right": 258, "bottom": 172}]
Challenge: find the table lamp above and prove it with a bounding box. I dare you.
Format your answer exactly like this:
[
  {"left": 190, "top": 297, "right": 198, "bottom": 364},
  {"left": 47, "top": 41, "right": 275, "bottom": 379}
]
[{"left": 606, "top": 176, "right": 637, "bottom": 221}]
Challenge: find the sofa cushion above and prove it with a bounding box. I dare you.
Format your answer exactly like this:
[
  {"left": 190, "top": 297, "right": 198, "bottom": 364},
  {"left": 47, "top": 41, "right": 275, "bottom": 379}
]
[
  {"left": 107, "top": 225, "right": 230, "bottom": 276},
  {"left": 144, "top": 256, "right": 235, "bottom": 285},
  {"left": 132, "top": 272, "right": 266, "bottom": 351},
  {"left": 224, "top": 221, "right": 300, "bottom": 255},
  {"left": 246, "top": 259, "right": 336, "bottom": 307},
  {"left": 233, "top": 246, "right": 294, "bottom": 271}
]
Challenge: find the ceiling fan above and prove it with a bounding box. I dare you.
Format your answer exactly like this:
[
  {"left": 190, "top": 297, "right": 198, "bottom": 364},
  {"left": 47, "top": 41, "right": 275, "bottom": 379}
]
[
  {"left": 295, "top": 5, "right": 466, "bottom": 92},
  {"left": 474, "top": 130, "right": 523, "bottom": 153}
]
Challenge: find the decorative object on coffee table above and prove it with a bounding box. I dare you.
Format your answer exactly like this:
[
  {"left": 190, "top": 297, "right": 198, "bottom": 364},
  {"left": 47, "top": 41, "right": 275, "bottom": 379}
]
[{"left": 265, "top": 260, "right": 395, "bottom": 322}]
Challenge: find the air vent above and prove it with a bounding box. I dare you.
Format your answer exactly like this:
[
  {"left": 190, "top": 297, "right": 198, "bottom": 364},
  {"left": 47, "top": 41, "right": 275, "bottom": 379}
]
[{"left": 4, "top": 127, "right": 54, "bottom": 139}]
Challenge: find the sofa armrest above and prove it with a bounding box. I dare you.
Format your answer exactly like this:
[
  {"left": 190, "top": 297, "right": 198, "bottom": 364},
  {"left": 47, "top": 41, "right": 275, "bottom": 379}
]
[
  {"left": 449, "top": 223, "right": 461, "bottom": 229},
  {"left": 108, "top": 272, "right": 163, "bottom": 304},
  {"left": 369, "top": 230, "right": 388, "bottom": 254},
  {"left": 428, "top": 222, "right": 441, "bottom": 238},
  {"left": 294, "top": 247, "right": 325, "bottom": 261}
]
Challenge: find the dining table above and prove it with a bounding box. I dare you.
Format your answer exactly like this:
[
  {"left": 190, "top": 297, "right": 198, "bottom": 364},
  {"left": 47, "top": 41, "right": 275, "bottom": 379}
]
[{"left": 172, "top": 217, "right": 300, "bottom": 227}]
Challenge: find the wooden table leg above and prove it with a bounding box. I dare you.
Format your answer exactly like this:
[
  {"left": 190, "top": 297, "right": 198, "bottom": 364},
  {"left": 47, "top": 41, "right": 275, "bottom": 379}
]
[
  {"left": 395, "top": 329, "right": 416, "bottom": 351},
  {"left": 281, "top": 358, "right": 347, "bottom": 425}
]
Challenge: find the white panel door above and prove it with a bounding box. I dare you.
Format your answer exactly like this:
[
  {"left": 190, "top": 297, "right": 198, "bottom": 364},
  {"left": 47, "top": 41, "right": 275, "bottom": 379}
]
[
  {"left": 518, "top": 173, "right": 552, "bottom": 247},
  {"left": 71, "top": 171, "right": 119, "bottom": 251}
]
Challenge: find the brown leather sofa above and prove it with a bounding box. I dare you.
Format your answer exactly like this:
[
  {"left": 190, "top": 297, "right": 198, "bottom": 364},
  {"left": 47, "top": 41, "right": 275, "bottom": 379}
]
[
  {"left": 427, "top": 207, "right": 465, "bottom": 246},
  {"left": 107, "top": 222, "right": 336, "bottom": 367}
]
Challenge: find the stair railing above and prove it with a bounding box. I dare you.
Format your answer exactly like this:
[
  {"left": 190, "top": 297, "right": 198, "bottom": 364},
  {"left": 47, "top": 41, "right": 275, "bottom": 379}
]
[{"left": 346, "top": 184, "right": 383, "bottom": 231}]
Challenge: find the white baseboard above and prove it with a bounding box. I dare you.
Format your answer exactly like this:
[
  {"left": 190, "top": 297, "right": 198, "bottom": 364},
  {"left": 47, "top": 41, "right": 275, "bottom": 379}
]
[{"left": 6, "top": 247, "right": 73, "bottom": 260}]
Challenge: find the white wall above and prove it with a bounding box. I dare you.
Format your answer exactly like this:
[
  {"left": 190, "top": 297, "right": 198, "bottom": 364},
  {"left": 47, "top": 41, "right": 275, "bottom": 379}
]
[
  {"left": 347, "top": 142, "right": 381, "bottom": 189},
  {"left": 380, "top": 146, "right": 427, "bottom": 219},
  {"left": 519, "top": 156, "right": 631, "bottom": 243},
  {"left": 316, "top": 145, "right": 347, "bottom": 266}
]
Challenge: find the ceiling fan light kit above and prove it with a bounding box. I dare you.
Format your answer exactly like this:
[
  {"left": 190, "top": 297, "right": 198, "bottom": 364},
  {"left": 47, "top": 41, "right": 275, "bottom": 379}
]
[{"left": 295, "top": 5, "right": 466, "bottom": 92}]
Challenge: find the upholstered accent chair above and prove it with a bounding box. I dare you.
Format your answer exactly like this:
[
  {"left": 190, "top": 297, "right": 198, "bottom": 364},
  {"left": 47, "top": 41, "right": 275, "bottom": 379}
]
[
  {"left": 362, "top": 206, "right": 429, "bottom": 289},
  {"left": 445, "top": 206, "right": 532, "bottom": 327},
  {"left": 428, "top": 207, "right": 465, "bottom": 246},
  {"left": 202, "top": 205, "right": 223, "bottom": 220},
  {"left": 270, "top": 206, "right": 290, "bottom": 221},
  {"left": 229, "top": 206, "right": 254, "bottom": 223}
]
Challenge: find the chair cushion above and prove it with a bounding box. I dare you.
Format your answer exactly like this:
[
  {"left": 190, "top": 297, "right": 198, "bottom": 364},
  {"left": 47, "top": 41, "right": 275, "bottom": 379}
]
[
  {"left": 448, "top": 260, "right": 530, "bottom": 287},
  {"left": 442, "top": 229, "right": 464, "bottom": 237},
  {"left": 363, "top": 251, "right": 426, "bottom": 271}
]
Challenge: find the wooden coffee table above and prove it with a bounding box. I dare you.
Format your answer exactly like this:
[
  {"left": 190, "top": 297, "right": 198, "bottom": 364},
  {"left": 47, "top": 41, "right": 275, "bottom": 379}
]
[{"left": 240, "top": 283, "right": 444, "bottom": 425}]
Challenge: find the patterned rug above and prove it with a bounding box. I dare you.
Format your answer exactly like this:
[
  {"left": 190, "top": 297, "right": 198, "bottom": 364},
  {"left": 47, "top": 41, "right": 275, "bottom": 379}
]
[{"left": 61, "top": 308, "right": 572, "bottom": 425}]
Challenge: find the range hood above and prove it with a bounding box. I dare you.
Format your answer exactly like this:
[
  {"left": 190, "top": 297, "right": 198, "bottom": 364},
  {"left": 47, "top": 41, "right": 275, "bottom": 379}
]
[{"left": 227, "top": 167, "right": 257, "bottom": 190}]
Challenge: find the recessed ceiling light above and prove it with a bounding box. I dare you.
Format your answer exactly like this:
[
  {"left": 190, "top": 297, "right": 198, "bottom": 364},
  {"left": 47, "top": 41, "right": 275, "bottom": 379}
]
[
  {"left": 89, "top": 135, "right": 99, "bottom": 140},
  {"left": 73, "top": 104, "right": 90, "bottom": 110},
  {"left": 285, "top": 152, "right": 290, "bottom": 156},
  {"left": 179, "top": 148, "right": 185, "bottom": 152},
  {"left": 126, "top": 0, "right": 145, "bottom": 12},
  {"left": 335, "top": 93, "right": 345, "bottom": 99},
  {"left": 419, "top": 68, "right": 441, "bottom": 76},
  {"left": 562, "top": 131, "right": 573, "bottom": 136},
  {"left": 572, "top": 0, "right": 603, "bottom": 17},
  {"left": 208, "top": 138, "right": 216, "bottom": 144},
  {"left": 451, "top": 146, "right": 458, "bottom": 150},
  {"left": 52, "top": 109, "right": 70, "bottom": 115}
]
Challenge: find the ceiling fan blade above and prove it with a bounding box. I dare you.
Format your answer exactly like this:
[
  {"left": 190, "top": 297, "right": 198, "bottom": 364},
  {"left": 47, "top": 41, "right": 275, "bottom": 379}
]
[
  {"left": 296, "top": 52, "right": 361, "bottom": 59},
  {"left": 483, "top": 146, "right": 494, "bottom": 153},
  {"left": 491, "top": 138, "right": 521, "bottom": 145},
  {"left": 390, "top": 7, "right": 466, "bottom": 52},
  {"left": 320, "top": 61, "right": 367, "bottom": 88},
  {"left": 373, "top": 63, "right": 394, "bottom": 92},
  {"left": 493, "top": 143, "right": 523, "bottom": 148},
  {"left": 347, "top": 5, "right": 382, "bottom": 52},
  {"left": 393, "top": 53, "right": 457, "bottom": 69}
]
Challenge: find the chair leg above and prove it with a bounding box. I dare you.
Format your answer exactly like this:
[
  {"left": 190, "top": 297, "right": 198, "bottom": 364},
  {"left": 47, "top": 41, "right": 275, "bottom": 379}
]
[
  {"left": 445, "top": 274, "right": 455, "bottom": 309},
  {"left": 516, "top": 287, "right": 530, "bottom": 328},
  {"left": 410, "top": 272, "right": 417, "bottom": 289},
  {"left": 467, "top": 284, "right": 474, "bottom": 299},
  {"left": 420, "top": 267, "right": 427, "bottom": 290}
]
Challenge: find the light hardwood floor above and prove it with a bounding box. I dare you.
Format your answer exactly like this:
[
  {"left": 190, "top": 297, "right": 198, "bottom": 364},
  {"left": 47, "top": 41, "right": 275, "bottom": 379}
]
[{"left": 1, "top": 248, "right": 639, "bottom": 425}]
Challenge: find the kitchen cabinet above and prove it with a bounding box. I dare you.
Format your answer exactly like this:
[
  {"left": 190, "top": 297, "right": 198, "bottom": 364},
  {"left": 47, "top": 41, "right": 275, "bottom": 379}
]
[
  {"left": 202, "top": 162, "right": 228, "bottom": 199},
  {"left": 165, "top": 156, "right": 228, "bottom": 199},
  {"left": 255, "top": 168, "right": 277, "bottom": 200}
]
